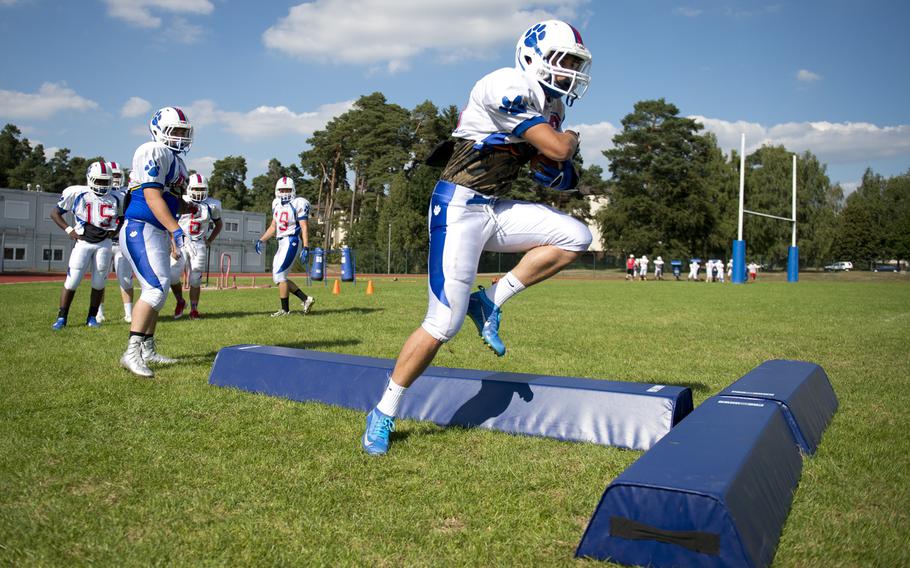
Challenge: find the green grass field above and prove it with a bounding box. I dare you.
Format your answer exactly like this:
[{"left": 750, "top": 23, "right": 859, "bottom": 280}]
[{"left": 1, "top": 274, "right": 908, "bottom": 566}]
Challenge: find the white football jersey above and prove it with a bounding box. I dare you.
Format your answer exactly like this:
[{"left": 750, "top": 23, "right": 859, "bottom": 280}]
[
  {"left": 443, "top": 67, "right": 567, "bottom": 195},
  {"left": 125, "top": 141, "right": 188, "bottom": 229},
  {"left": 57, "top": 185, "right": 122, "bottom": 242},
  {"left": 453, "top": 67, "right": 565, "bottom": 144},
  {"left": 178, "top": 197, "right": 223, "bottom": 240},
  {"left": 271, "top": 196, "right": 310, "bottom": 238}
]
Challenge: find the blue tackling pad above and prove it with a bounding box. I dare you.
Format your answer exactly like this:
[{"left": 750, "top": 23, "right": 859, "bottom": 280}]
[
  {"left": 576, "top": 359, "right": 837, "bottom": 567},
  {"left": 718, "top": 359, "right": 838, "bottom": 454},
  {"left": 576, "top": 396, "right": 803, "bottom": 568},
  {"left": 208, "top": 345, "right": 693, "bottom": 451}
]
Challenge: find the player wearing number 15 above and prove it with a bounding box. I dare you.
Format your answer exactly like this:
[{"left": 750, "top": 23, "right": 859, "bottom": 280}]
[
  {"left": 169, "top": 174, "right": 223, "bottom": 320},
  {"left": 49, "top": 161, "right": 122, "bottom": 330},
  {"left": 255, "top": 177, "right": 315, "bottom": 317}
]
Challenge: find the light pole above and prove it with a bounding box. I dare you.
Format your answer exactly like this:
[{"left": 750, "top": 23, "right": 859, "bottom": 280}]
[{"left": 387, "top": 222, "right": 392, "bottom": 274}]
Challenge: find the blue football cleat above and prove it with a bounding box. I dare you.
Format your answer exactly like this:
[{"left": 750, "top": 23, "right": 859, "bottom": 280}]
[
  {"left": 362, "top": 408, "right": 395, "bottom": 456},
  {"left": 51, "top": 317, "right": 66, "bottom": 330},
  {"left": 86, "top": 316, "right": 101, "bottom": 328},
  {"left": 466, "top": 286, "right": 506, "bottom": 357}
]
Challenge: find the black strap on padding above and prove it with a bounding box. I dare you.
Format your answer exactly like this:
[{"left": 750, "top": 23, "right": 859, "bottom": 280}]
[{"left": 610, "top": 516, "right": 720, "bottom": 555}]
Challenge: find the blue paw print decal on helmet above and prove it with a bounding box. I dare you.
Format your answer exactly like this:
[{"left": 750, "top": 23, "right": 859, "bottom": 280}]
[
  {"left": 524, "top": 23, "right": 547, "bottom": 54},
  {"left": 144, "top": 159, "right": 159, "bottom": 178},
  {"left": 151, "top": 110, "right": 161, "bottom": 127},
  {"left": 499, "top": 95, "right": 527, "bottom": 116}
]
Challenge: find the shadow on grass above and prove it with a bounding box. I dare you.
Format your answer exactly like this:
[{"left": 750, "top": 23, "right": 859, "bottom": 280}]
[
  {"left": 305, "top": 307, "right": 385, "bottom": 317},
  {"left": 185, "top": 337, "right": 364, "bottom": 363}
]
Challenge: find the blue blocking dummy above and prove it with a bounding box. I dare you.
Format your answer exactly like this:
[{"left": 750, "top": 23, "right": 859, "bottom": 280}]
[
  {"left": 577, "top": 396, "right": 803, "bottom": 568},
  {"left": 719, "top": 359, "right": 837, "bottom": 454},
  {"left": 577, "top": 360, "right": 837, "bottom": 567},
  {"left": 208, "top": 345, "right": 693, "bottom": 451}
]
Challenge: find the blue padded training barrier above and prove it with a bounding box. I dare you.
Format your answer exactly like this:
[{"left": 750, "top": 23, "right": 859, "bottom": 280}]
[
  {"left": 719, "top": 359, "right": 837, "bottom": 454},
  {"left": 576, "top": 396, "right": 803, "bottom": 568},
  {"left": 209, "top": 345, "right": 693, "bottom": 451}
]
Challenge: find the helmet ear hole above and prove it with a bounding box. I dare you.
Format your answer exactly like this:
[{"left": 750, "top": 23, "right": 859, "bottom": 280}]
[{"left": 524, "top": 55, "right": 533, "bottom": 65}]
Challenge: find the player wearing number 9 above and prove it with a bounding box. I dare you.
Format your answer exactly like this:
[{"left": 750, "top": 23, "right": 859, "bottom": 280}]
[
  {"left": 254, "top": 177, "right": 316, "bottom": 317},
  {"left": 168, "top": 174, "right": 223, "bottom": 320},
  {"left": 49, "top": 160, "right": 122, "bottom": 330}
]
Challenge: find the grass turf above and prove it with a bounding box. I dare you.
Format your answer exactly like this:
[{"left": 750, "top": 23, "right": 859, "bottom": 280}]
[{"left": 1, "top": 274, "right": 908, "bottom": 566}]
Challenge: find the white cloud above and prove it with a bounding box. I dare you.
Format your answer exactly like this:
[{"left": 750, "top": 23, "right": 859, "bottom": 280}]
[
  {"left": 690, "top": 116, "right": 910, "bottom": 165},
  {"left": 121, "top": 96, "right": 152, "bottom": 118},
  {"left": 183, "top": 99, "right": 355, "bottom": 139},
  {"left": 186, "top": 155, "right": 217, "bottom": 177},
  {"left": 674, "top": 6, "right": 702, "bottom": 17},
  {"left": 566, "top": 121, "right": 619, "bottom": 171},
  {"left": 562, "top": 117, "right": 910, "bottom": 187},
  {"left": 796, "top": 69, "right": 822, "bottom": 83},
  {"left": 0, "top": 82, "right": 98, "bottom": 120},
  {"left": 263, "top": 0, "right": 589, "bottom": 70},
  {"left": 102, "top": 0, "right": 213, "bottom": 28}
]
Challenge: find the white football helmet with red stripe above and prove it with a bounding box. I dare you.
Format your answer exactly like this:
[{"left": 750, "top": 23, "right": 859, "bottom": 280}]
[
  {"left": 515, "top": 20, "right": 592, "bottom": 104},
  {"left": 107, "top": 161, "right": 124, "bottom": 188},
  {"left": 187, "top": 173, "right": 208, "bottom": 202},
  {"left": 149, "top": 106, "right": 193, "bottom": 153},
  {"left": 275, "top": 176, "right": 295, "bottom": 204},
  {"left": 86, "top": 161, "right": 112, "bottom": 196}
]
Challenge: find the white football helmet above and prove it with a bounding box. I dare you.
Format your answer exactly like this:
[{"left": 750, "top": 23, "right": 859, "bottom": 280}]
[
  {"left": 275, "top": 176, "right": 295, "bottom": 204},
  {"left": 188, "top": 173, "right": 208, "bottom": 202},
  {"left": 149, "top": 106, "right": 193, "bottom": 153},
  {"left": 86, "top": 161, "right": 112, "bottom": 196},
  {"left": 107, "top": 161, "right": 124, "bottom": 188},
  {"left": 515, "top": 20, "right": 592, "bottom": 104}
]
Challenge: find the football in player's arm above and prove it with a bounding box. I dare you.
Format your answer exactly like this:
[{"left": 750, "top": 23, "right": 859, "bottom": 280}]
[
  {"left": 361, "top": 20, "right": 593, "bottom": 455},
  {"left": 49, "top": 161, "right": 121, "bottom": 330},
  {"left": 255, "top": 177, "right": 315, "bottom": 317},
  {"left": 169, "top": 173, "right": 222, "bottom": 320}
]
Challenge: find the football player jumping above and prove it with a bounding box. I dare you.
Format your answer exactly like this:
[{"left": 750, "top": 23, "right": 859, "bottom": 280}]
[
  {"left": 50, "top": 161, "right": 122, "bottom": 329},
  {"left": 169, "top": 174, "right": 223, "bottom": 320},
  {"left": 362, "top": 20, "right": 593, "bottom": 455},
  {"left": 254, "top": 177, "right": 315, "bottom": 317},
  {"left": 118, "top": 106, "right": 198, "bottom": 378}
]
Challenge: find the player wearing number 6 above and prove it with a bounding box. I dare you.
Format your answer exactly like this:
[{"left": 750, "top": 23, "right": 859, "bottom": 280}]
[
  {"left": 169, "top": 174, "right": 223, "bottom": 320},
  {"left": 49, "top": 161, "right": 122, "bottom": 330},
  {"left": 255, "top": 177, "right": 315, "bottom": 317}
]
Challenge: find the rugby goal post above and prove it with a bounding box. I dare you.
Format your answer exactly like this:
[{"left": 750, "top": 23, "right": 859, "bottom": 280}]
[{"left": 732, "top": 134, "right": 799, "bottom": 283}]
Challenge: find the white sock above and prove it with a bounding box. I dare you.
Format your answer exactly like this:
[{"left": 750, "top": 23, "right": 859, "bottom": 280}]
[
  {"left": 124, "top": 302, "right": 132, "bottom": 318},
  {"left": 97, "top": 305, "right": 105, "bottom": 318},
  {"left": 485, "top": 271, "right": 526, "bottom": 307},
  {"left": 376, "top": 378, "right": 408, "bottom": 417}
]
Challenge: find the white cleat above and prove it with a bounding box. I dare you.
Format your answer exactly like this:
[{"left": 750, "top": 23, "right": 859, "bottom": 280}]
[
  {"left": 121, "top": 337, "right": 154, "bottom": 378},
  {"left": 96, "top": 312, "right": 106, "bottom": 323},
  {"left": 123, "top": 314, "right": 132, "bottom": 323},
  {"left": 141, "top": 336, "right": 178, "bottom": 365},
  {"left": 302, "top": 296, "right": 316, "bottom": 314},
  {"left": 271, "top": 309, "right": 290, "bottom": 317}
]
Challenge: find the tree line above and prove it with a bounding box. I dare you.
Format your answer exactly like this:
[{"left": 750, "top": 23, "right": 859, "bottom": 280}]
[{"left": 1, "top": 94, "right": 907, "bottom": 269}]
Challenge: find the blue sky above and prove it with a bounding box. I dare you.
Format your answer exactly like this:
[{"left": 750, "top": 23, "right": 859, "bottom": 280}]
[{"left": 1, "top": 0, "right": 908, "bottom": 194}]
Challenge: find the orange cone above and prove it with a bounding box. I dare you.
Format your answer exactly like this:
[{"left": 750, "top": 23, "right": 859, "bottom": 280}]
[
  {"left": 366, "top": 280, "right": 374, "bottom": 295},
  {"left": 332, "top": 279, "right": 340, "bottom": 295}
]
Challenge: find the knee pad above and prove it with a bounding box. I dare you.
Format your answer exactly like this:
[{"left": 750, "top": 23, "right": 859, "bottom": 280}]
[
  {"left": 189, "top": 269, "right": 203, "bottom": 288},
  {"left": 562, "top": 221, "right": 593, "bottom": 251},
  {"left": 141, "top": 281, "right": 170, "bottom": 311},
  {"left": 118, "top": 271, "right": 133, "bottom": 291},
  {"left": 90, "top": 269, "right": 108, "bottom": 290},
  {"left": 273, "top": 270, "right": 288, "bottom": 284},
  {"left": 64, "top": 270, "right": 83, "bottom": 291}
]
